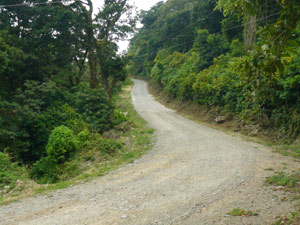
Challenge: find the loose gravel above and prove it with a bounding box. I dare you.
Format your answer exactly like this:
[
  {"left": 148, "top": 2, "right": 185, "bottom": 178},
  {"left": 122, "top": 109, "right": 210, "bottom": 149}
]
[{"left": 0, "top": 79, "right": 298, "bottom": 225}]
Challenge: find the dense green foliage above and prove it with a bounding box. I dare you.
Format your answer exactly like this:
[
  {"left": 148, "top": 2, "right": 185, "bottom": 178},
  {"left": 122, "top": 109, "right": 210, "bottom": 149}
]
[
  {"left": 0, "top": 0, "right": 135, "bottom": 186},
  {"left": 128, "top": 0, "right": 232, "bottom": 77},
  {"left": 31, "top": 126, "right": 80, "bottom": 183},
  {"left": 0, "top": 152, "right": 26, "bottom": 190},
  {"left": 129, "top": 0, "right": 300, "bottom": 140},
  {"left": 0, "top": 81, "right": 113, "bottom": 164}
]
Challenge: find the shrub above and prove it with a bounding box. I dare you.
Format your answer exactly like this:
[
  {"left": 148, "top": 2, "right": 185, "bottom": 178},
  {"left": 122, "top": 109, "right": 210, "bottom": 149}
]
[
  {"left": 45, "top": 104, "right": 89, "bottom": 134},
  {"left": 113, "top": 109, "right": 128, "bottom": 126},
  {"left": 77, "top": 128, "right": 90, "bottom": 147},
  {"left": 31, "top": 125, "right": 79, "bottom": 183},
  {"left": 71, "top": 83, "right": 114, "bottom": 132},
  {"left": 98, "top": 138, "right": 123, "bottom": 155},
  {"left": 45, "top": 125, "right": 79, "bottom": 163},
  {"left": 0, "top": 152, "right": 25, "bottom": 190},
  {"left": 30, "top": 156, "right": 59, "bottom": 184}
]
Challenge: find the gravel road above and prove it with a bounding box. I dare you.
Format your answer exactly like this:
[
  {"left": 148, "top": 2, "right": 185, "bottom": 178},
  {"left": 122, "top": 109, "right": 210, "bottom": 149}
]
[{"left": 0, "top": 79, "right": 297, "bottom": 225}]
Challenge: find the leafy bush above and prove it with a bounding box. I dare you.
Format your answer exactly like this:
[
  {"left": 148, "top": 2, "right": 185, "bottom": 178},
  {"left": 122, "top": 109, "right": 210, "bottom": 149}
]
[
  {"left": 31, "top": 126, "right": 79, "bottom": 183},
  {"left": 45, "top": 125, "right": 79, "bottom": 163},
  {"left": 30, "top": 156, "right": 59, "bottom": 184},
  {"left": 77, "top": 128, "right": 90, "bottom": 147}
]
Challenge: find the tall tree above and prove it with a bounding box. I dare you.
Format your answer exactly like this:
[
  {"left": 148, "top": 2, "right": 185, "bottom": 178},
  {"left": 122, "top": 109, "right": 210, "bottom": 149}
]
[
  {"left": 95, "top": 0, "right": 136, "bottom": 97},
  {"left": 70, "top": 0, "right": 136, "bottom": 91},
  {"left": 71, "top": 0, "right": 99, "bottom": 89}
]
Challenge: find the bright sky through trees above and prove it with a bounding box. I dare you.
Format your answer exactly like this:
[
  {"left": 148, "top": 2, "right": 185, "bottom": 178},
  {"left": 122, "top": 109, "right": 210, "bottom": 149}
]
[
  {"left": 92, "top": 0, "right": 164, "bottom": 12},
  {"left": 92, "top": 0, "right": 165, "bottom": 52}
]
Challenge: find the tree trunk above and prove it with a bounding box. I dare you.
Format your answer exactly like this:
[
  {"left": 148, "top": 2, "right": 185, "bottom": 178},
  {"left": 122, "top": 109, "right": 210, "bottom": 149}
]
[
  {"left": 88, "top": 49, "right": 99, "bottom": 89},
  {"left": 99, "top": 63, "right": 112, "bottom": 99},
  {"left": 85, "top": 0, "right": 99, "bottom": 89},
  {"left": 244, "top": 15, "right": 256, "bottom": 54}
]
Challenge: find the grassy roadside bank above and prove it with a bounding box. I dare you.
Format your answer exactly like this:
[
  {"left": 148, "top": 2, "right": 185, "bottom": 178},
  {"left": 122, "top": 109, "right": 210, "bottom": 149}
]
[{"left": 0, "top": 80, "right": 154, "bottom": 205}]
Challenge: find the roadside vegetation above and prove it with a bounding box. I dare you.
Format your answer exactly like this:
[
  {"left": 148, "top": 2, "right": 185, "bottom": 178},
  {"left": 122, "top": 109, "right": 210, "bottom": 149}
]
[
  {"left": 0, "top": 0, "right": 155, "bottom": 204},
  {"left": 0, "top": 80, "right": 154, "bottom": 204},
  {"left": 128, "top": 0, "right": 300, "bottom": 144},
  {"left": 128, "top": 0, "right": 300, "bottom": 223}
]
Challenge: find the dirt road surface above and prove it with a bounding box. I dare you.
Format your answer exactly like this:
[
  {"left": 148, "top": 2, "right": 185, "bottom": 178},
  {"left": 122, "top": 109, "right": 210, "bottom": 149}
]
[{"left": 0, "top": 79, "right": 297, "bottom": 225}]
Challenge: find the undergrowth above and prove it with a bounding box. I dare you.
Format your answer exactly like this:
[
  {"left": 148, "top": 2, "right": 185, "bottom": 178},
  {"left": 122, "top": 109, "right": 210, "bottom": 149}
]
[{"left": 0, "top": 80, "right": 154, "bottom": 205}]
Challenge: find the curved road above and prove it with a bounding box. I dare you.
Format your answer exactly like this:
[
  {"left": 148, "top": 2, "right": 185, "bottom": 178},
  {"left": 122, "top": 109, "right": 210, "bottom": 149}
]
[{"left": 0, "top": 79, "right": 295, "bottom": 224}]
